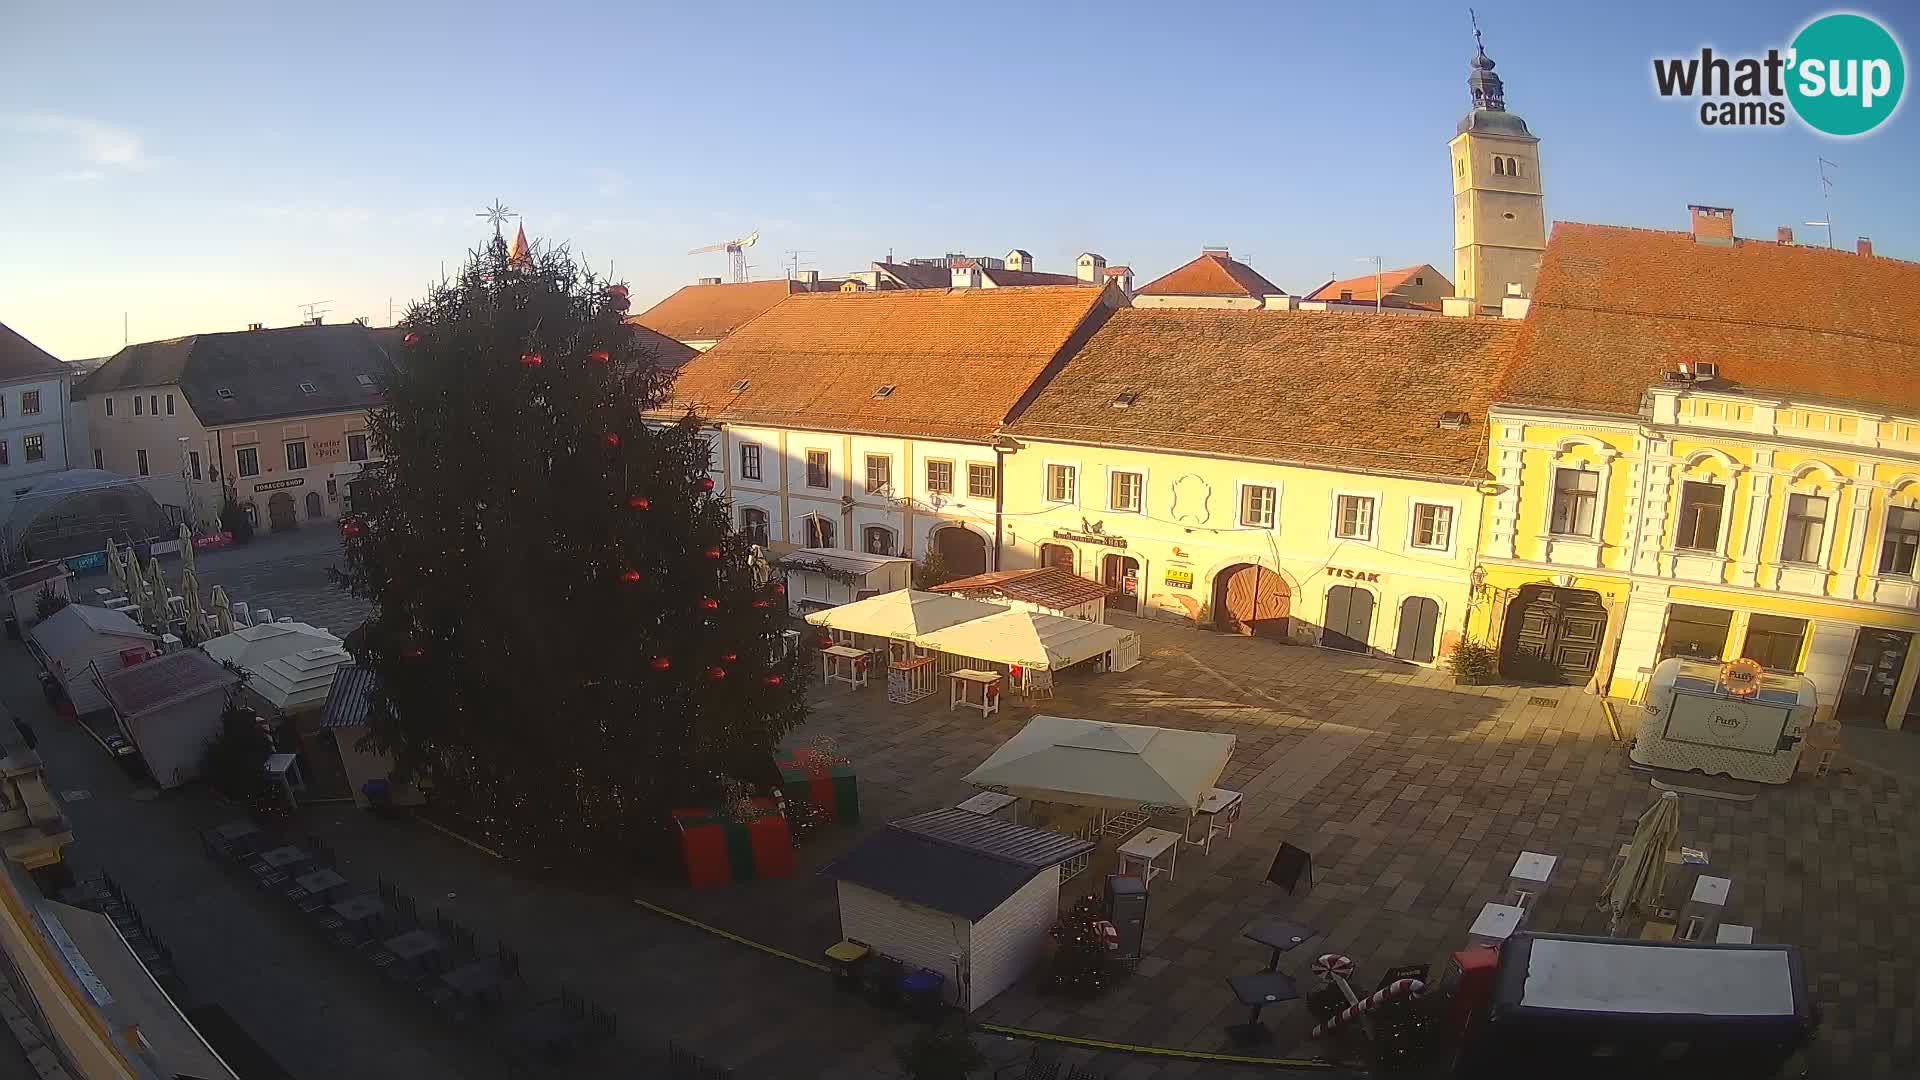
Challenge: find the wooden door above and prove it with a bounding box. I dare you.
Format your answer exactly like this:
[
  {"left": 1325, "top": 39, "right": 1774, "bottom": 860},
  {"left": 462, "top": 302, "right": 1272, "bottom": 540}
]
[
  {"left": 268, "top": 492, "right": 297, "bottom": 532},
  {"left": 1838, "top": 629, "right": 1913, "bottom": 724},
  {"left": 1039, "top": 543, "right": 1075, "bottom": 574},
  {"left": 1102, "top": 554, "right": 1139, "bottom": 613},
  {"left": 1501, "top": 586, "right": 1605, "bottom": 684},
  {"left": 935, "top": 527, "right": 987, "bottom": 578},
  {"left": 1323, "top": 585, "right": 1374, "bottom": 653},
  {"left": 1214, "top": 564, "right": 1290, "bottom": 638},
  {"left": 1395, "top": 596, "right": 1440, "bottom": 663}
]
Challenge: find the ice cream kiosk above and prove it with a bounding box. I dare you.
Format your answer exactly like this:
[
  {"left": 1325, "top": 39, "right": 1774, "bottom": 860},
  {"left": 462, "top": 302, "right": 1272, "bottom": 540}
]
[{"left": 1633, "top": 658, "right": 1817, "bottom": 784}]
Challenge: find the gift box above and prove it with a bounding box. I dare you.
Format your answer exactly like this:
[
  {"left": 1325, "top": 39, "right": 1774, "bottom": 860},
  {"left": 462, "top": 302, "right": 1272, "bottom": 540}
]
[
  {"left": 778, "top": 749, "right": 860, "bottom": 826},
  {"left": 672, "top": 798, "right": 793, "bottom": 887}
]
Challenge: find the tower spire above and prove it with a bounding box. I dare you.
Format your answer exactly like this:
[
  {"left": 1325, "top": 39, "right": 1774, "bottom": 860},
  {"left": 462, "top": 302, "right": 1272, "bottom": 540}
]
[{"left": 1467, "top": 9, "right": 1506, "bottom": 112}]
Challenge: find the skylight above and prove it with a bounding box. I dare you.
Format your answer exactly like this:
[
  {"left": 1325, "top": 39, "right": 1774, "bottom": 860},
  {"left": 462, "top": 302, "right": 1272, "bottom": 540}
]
[
  {"left": 873, "top": 385, "right": 896, "bottom": 400},
  {"left": 217, "top": 388, "right": 235, "bottom": 399},
  {"left": 1111, "top": 392, "right": 1138, "bottom": 408},
  {"left": 299, "top": 382, "right": 319, "bottom": 394}
]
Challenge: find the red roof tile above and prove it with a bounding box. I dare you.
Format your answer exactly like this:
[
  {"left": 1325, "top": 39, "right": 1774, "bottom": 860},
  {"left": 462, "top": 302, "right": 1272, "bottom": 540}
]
[
  {"left": 1499, "top": 223, "right": 1920, "bottom": 417},
  {"left": 667, "top": 286, "right": 1118, "bottom": 443},
  {"left": 1136, "top": 252, "right": 1284, "bottom": 299},
  {"left": 634, "top": 280, "right": 795, "bottom": 344},
  {"left": 1305, "top": 266, "right": 1423, "bottom": 303},
  {"left": 1008, "top": 306, "right": 1520, "bottom": 481},
  {"left": 939, "top": 567, "right": 1111, "bottom": 609}
]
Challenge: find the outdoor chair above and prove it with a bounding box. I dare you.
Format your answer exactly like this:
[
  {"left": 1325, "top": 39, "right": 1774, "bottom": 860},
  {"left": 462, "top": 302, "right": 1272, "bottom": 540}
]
[
  {"left": 559, "top": 986, "right": 583, "bottom": 1017},
  {"left": 586, "top": 1004, "right": 616, "bottom": 1043}
]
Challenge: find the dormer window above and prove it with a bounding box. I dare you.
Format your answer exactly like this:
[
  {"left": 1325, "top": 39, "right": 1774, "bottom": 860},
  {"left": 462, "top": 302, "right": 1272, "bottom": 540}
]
[
  {"left": 730, "top": 378, "right": 751, "bottom": 393},
  {"left": 299, "top": 382, "right": 319, "bottom": 395},
  {"left": 873, "top": 385, "right": 895, "bottom": 400},
  {"left": 1339, "top": 290, "right": 1354, "bottom": 301},
  {"left": 356, "top": 373, "right": 374, "bottom": 387},
  {"left": 217, "top": 388, "right": 235, "bottom": 400},
  {"left": 1111, "top": 392, "right": 1138, "bottom": 408}
]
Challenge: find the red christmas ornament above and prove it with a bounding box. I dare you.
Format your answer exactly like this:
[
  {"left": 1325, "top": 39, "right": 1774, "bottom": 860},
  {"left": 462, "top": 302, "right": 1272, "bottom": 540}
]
[
  {"left": 815, "top": 634, "right": 833, "bottom": 649},
  {"left": 698, "top": 477, "right": 715, "bottom": 492},
  {"left": 721, "top": 652, "right": 738, "bottom": 664},
  {"left": 706, "top": 666, "right": 727, "bottom": 681},
  {"left": 520, "top": 351, "right": 543, "bottom": 367},
  {"left": 606, "top": 284, "right": 630, "bottom": 299},
  {"left": 703, "top": 547, "right": 722, "bottom": 560},
  {"left": 764, "top": 674, "right": 783, "bottom": 688},
  {"left": 698, "top": 597, "right": 719, "bottom": 610},
  {"left": 626, "top": 495, "right": 650, "bottom": 510},
  {"left": 751, "top": 599, "right": 772, "bottom": 609},
  {"left": 401, "top": 645, "right": 426, "bottom": 662},
  {"left": 402, "top": 332, "right": 421, "bottom": 347},
  {"left": 604, "top": 433, "right": 621, "bottom": 448},
  {"left": 588, "top": 349, "right": 611, "bottom": 363},
  {"left": 649, "top": 656, "right": 671, "bottom": 671},
  {"left": 339, "top": 518, "right": 364, "bottom": 538},
  {"left": 771, "top": 582, "right": 786, "bottom": 596},
  {"left": 620, "top": 569, "right": 642, "bottom": 584}
]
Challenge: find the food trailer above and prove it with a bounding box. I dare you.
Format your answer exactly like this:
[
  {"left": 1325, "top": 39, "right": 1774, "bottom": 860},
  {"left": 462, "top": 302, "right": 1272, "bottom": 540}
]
[
  {"left": 1632, "top": 657, "right": 1817, "bottom": 784},
  {"left": 1458, "top": 932, "right": 1813, "bottom": 1079}
]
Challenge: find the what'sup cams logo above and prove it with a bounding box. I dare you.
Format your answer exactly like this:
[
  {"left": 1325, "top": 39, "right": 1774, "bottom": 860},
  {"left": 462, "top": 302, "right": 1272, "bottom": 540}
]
[{"left": 1654, "top": 12, "right": 1905, "bottom": 136}]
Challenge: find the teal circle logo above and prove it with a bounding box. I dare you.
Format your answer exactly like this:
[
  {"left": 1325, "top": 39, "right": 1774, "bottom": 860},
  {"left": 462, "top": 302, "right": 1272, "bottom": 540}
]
[{"left": 1788, "top": 13, "right": 1905, "bottom": 136}]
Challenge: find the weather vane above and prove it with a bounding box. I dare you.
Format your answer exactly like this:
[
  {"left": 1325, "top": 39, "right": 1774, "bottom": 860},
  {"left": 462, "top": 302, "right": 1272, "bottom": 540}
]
[
  {"left": 1470, "top": 8, "right": 1484, "bottom": 54},
  {"left": 478, "top": 199, "right": 517, "bottom": 236}
]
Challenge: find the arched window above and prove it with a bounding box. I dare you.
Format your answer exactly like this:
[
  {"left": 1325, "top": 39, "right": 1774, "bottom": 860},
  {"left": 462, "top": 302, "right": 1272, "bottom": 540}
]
[
  {"left": 864, "top": 525, "right": 895, "bottom": 556},
  {"left": 740, "top": 507, "right": 769, "bottom": 548},
  {"left": 1493, "top": 156, "right": 1505, "bottom": 177},
  {"left": 803, "top": 514, "right": 836, "bottom": 548}
]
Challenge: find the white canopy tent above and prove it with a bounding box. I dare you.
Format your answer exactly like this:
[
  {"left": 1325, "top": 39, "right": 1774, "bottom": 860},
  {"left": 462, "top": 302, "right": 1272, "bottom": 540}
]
[
  {"left": 963, "top": 715, "right": 1235, "bottom": 812},
  {"left": 803, "top": 589, "right": 1004, "bottom": 642},
  {"left": 914, "top": 609, "right": 1141, "bottom": 673},
  {"left": 249, "top": 644, "right": 356, "bottom": 714},
  {"left": 202, "top": 621, "right": 341, "bottom": 670}
]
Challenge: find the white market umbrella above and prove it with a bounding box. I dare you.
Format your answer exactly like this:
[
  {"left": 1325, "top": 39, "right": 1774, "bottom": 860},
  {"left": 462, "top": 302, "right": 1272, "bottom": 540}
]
[
  {"left": 105, "top": 537, "right": 122, "bottom": 593},
  {"left": 963, "top": 715, "right": 1235, "bottom": 813},
  {"left": 915, "top": 608, "right": 1134, "bottom": 672},
  {"left": 802, "top": 589, "right": 1003, "bottom": 641},
  {"left": 145, "top": 557, "right": 169, "bottom": 631},
  {"left": 181, "top": 567, "right": 210, "bottom": 643},
  {"left": 178, "top": 522, "right": 196, "bottom": 576},
  {"left": 211, "top": 585, "right": 234, "bottom": 636},
  {"left": 1600, "top": 790, "right": 1682, "bottom": 935}
]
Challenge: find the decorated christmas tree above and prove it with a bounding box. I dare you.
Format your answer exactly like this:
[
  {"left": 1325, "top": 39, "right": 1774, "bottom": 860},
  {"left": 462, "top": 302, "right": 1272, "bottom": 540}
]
[
  {"left": 1046, "top": 894, "right": 1120, "bottom": 998},
  {"left": 331, "top": 227, "right": 810, "bottom": 862}
]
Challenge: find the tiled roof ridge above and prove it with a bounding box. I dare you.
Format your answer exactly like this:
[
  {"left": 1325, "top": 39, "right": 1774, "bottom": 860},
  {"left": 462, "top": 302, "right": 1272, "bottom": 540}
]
[
  {"left": 1553, "top": 219, "right": 1920, "bottom": 268},
  {"left": 1012, "top": 422, "right": 1488, "bottom": 481},
  {"left": 1534, "top": 297, "right": 1920, "bottom": 352}
]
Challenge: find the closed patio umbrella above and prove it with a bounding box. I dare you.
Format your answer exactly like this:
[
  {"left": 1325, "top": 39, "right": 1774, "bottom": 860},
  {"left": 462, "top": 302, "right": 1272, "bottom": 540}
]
[
  {"left": 211, "top": 585, "right": 234, "bottom": 636},
  {"left": 1599, "top": 790, "right": 1682, "bottom": 935},
  {"left": 122, "top": 548, "right": 147, "bottom": 616},
  {"left": 145, "top": 556, "right": 169, "bottom": 632},
  {"left": 178, "top": 522, "right": 196, "bottom": 576},
  {"left": 181, "top": 566, "right": 210, "bottom": 643},
  {"left": 105, "top": 537, "right": 122, "bottom": 593}
]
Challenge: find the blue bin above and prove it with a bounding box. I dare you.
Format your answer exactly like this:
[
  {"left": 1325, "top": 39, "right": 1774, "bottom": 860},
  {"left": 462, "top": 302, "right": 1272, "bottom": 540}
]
[{"left": 898, "top": 968, "right": 946, "bottom": 1020}]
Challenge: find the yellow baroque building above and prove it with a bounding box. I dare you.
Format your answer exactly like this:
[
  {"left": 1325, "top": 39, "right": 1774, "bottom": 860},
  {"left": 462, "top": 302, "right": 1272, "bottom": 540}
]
[{"left": 1468, "top": 209, "right": 1920, "bottom": 729}]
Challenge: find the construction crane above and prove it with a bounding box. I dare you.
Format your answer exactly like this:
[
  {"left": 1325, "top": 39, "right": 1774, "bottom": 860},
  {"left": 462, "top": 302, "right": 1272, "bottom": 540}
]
[{"left": 688, "top": 230, "right": 760, "bottom": 283}]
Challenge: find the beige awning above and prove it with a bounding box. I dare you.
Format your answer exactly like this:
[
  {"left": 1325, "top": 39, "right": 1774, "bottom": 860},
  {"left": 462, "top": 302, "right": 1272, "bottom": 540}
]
[
  {"left": 963, "top": 715, "right": 1235, "bottom": 812},
  {"left": 914, "top": 608, "right": 1133, "bottom": 670},
  {"left": 802, "top": 589, "right": 1002, "bottom": 640}
]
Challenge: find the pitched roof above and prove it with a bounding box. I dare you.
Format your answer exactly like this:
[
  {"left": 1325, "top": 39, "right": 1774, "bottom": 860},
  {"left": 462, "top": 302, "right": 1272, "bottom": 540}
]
[
  {"left": 874, "top": 263, "right": 955, "bottom": 290},
  {"left": 624, "top": 321, "right": 699, "bottom": 370},
  {"left": 0, "top": 321, "right": 67, "bottom": 382},
  {"left": 1304, "top": 265, "right": 1427, "bottom": 304},
  {"left": 1499, "top": 223, "right": 1920, "bottom": 417},
  {"left": 822, "top": 808, "right": 1093, "bottom": 921},
  {"left": 983, "top": 268, "right": 1085, "bottom": 288},
  {"left": 938, "top": 567, "right": 1110, "bottom": 609},
  {"left": 321, "top": 665, "right": 377, "bottom": 729},
  {"left": 101, "top": 650, "right": 237, "bottom": 719},
  {"left": 633, "top": 280, "right": 796, "bottom": 344},
  {"left": 76, "top": 324, "right": 393, "bottom": 426},
  {"left": 1007, "top": 306, "right": 1520, "bottom": 481},
  {"left": 1136, "top": 251, "right": 1284, "bottom": 299},
  {"left": 668, "top": 285, "right": 1117, "bottom": 442},
  {"left": 29, "top": 604, "right": 153, "bottom": 661},
  {"left": 2, "top": 562, "right": 68, "bottom": 593}
]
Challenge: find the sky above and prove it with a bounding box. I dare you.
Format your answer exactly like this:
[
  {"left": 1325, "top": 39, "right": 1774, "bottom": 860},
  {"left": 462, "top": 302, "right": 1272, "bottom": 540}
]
[{"left": 3, "top": 0, "right": 1915, "bottom": 360}]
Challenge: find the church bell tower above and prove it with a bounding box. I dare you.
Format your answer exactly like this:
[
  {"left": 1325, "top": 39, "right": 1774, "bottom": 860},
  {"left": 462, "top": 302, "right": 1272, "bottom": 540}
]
[{"left": 1448, "top": 24, "right": 1546, "bottom": 313}]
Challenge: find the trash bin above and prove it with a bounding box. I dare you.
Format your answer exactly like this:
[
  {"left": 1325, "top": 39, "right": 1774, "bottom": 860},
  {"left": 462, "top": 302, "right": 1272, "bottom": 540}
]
[
  {"left": 863, "top": 953, "right": 903, "bottom": 1009},
  {"left": 824, "top": 940, "right": 869, "bottom": 992},
  {"left": 899, "top": 967, "right": 946, "bottom": 1020}
]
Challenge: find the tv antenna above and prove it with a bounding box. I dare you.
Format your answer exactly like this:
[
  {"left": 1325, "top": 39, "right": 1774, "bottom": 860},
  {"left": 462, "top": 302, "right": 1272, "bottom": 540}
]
[
  {"left": 688, "top": 229, "right": 760, "bottom": 282},
  {"left": 1804, "top": 158, "right": 1839, "bottom": 249},
  {"left": 782, "top": 249, "right": 815, "bottom": 277},
  {"left": 298, "top": 299, "right": 333, "bottom": 324}
]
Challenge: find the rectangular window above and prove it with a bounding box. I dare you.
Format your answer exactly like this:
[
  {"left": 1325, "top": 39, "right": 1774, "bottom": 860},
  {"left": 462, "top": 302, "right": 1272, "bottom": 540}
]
[
  {"left": 1659, "top": 604, "right": 1733, "bottom": 661},
  {"left": 1550, "top": 468, "right": 1599, "bottom": 536},
  {"left": 805, "top": 450, "right": 830, "bottom": 489},
  {"left": 134, "top": 396, "right": 144, "bottom": 416},
  {"left": 0, "top": 441, "right": 8, "bottom": 466},
  {"left": 926, "top": 460, "right": 954, "bottom": 495},
  {"left": 967, "top": 462, "right": 996, "bottom": 500},
  {"left": 149, "top": 394, "right": 158, "bottom": 415},
  {"left": 165, "top": 393, "right": 175, "bottom": 416},
  {"left": 20, "top": 390, "right": 40, "bottom": 416},
  {"left": 92, "top": 449, "right": 103, "bottom": 470},
  {"left": 1046, "top": 464, "right": 1077, "bottom": 504},
  {"left": 1412, "top": 502, "right": 1453, "bottom": 549},
  {"left": 740, "top": 508, "right": 769, "bottom": 547},
  {"left": 236, "top": 446, "right": 260, "bottom": 478},
  {"left": 136, "top": 449, "right": 149, "bottom": 475},
  {"left": 739, "top": 443, "right": 761, "bottom": 481},
  {"left": 22, "top": 434, "right": 43, "bottom": 464},
  {"left": 105, "top": 398, "right": 113, "bottom": 417},
  {"left": 864, "top": 526, "right": 894, "bottom": 556},
  {"left": 1335, "top": 494, "right": 1375, "bottom": 540},
  {"left": 1109, "top": 470, "right": 1143, "bottom": 512},
  {"left": 285, "top": 440, "right": 308, "bottom": 471},
  {"left": 865, "top": 454, "right": 891, "bottom": 495},
  {"left": 803, "top": 515, "right": 835, "bottom": 548},
  {"left": 1744, "top": 614, "right": 1809, "bottom": 672},
  {"left": 348, "top": 434, "right": 369, "bottom": 462},
  {"left": 1675, "top": 481, "right": 1725, "bottom": 551},
  {"left": 1240, "top": 484, "right": 1276, "bottom": 528},
  {"left": 1879, "top": 506, "right": 1920, "bottom": 576},
  {"left": 189, "top": 450, "right": 202, "bottom": 480},
  {"left": 1780, "top": 493, "right": 1827, "bottom": 564}
]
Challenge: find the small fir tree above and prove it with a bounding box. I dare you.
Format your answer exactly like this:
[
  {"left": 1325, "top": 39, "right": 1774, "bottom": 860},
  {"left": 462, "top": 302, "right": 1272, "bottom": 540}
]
[
  {"left": 1046, "top": 894, "right": 1119, "bottom": 998},
  {"left": 915, "top": 543, "right": 950, "bottom": 590},
  {"left": 331, "top": 235, "right": 810, "bottom": 862},
  {"left": 34, "top": 585, "right": 69, "bottom": 621}
]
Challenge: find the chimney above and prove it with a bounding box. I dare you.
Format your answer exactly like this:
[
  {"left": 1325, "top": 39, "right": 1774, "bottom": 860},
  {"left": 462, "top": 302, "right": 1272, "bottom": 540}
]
[
  {"left": 950, "top": 264, "right": 981, "bottom": 288},
  {"left": 1201, "top": 247, "right": 1231, "bottom": 259},
  {"left": 1501, "top": 283, "right": 1532, "bottom": 320},
  {"left": 1076, "top": 252, "right": 1107, "bottom": 284},
  {"left": 247, "top": 322, "right": 264, "bottom": 332},
  {"left": 1688, "top": 204, "right": 1735, "bottom": 246},
  {"left": 306, "top": 316, "right": 323, "bottom": 326},
  {"left": 1776, "top": 226, "right": 1794, "bottom": 245},
  {"left": 697, "top": 276, "right": 723, "bottom": 286},
  {"left": 791, "top": 269, "right": 819, "bottom": 286},
  {"left": 1857, "top": 237, "right": 1874, "bottom": 258}
]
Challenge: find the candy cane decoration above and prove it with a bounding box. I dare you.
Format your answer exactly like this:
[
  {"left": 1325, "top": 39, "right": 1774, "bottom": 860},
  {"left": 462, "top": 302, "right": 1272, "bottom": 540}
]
[
  {"left": 1311, "top": 953, "right": 1355, "bottom": 982},
  {"left": 1310, "top": 978, "right": 1427, "bottom": 1039}
]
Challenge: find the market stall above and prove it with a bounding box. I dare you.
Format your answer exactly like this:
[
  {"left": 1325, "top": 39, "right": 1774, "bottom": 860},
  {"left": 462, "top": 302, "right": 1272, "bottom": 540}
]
[
  {"left": 937, "top": 567, "right": 1109, "bottom": 623},
  {"left": 913, "top": 608, "right": 1142, "bottom": 689},
  {"left": 778, "top": 548, "right": 912, "bottom": 616},
  {"left": 27, "top": 604, "right": 158, "bottom": 715},
  {"left": 1633, "top": 658, "right": 1818, "bottom": 784},
  {"left": 963, "top": 715, "right": 1235, "bottom": 816}
]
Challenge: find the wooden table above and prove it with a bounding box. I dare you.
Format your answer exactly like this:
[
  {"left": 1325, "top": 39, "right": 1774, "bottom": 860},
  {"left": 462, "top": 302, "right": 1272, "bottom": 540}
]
[
  {"left": 331, "top": 894, "right": 383, "bottom": 923},
  {"left": 440, "top": 960, "right": 505, "bottom": 998},
  {"left": 1117, "top": 827, "right": 1181, "bottom": 885},
  {"left": 295, "top": 868, "right": 347, "bottom": 895},
  {"left": 1185, "top": 787, "right": 1244, "bottom": 851},
  {"left": 948, "top": 669, "right": 1001, "bottom": 716},
  {"left": 258, "top": 845, "right": 307, "bottom": 869},
  {"left": 383, "top": 929, "right": 447, "bottom": 962},
  {"left": 821, "top": 645, "right": 870, "bottom": 689}
]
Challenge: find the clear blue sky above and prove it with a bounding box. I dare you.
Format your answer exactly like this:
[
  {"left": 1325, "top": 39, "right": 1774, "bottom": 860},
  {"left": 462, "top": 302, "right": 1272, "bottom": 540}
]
[{"left": 4, "top": 1, "right": 1914, "bottom": 359}]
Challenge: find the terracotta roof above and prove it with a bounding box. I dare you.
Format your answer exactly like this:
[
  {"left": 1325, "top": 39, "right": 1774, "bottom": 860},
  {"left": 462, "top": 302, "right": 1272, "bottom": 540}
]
[
  {"left": 876, "top": 262, "right": 955, "bottom": 290},
  {"left": 1498, "top": 223, "right": 1920, "bottom": 417},
  {"left": 634, "top": 279, "right": 795, "bottom": 344},
  {"left": 622, "top": 321, "right": 700, "bottom": 370},
  {"left": 668, "top": 286, "right": 1116, "bottom": 442},
  {"left": 1304, "top": 266, "right": 1423, "bottom": 303},
  {"left": 0, "top": 321, "right": 68, "bottom": 381},
  {"left": 1136, "top": 251, "right": 1285, "bottom": 299},
  {"left": 984, "top": 268, "right": 1086, "bottom": 288},
  {"left": 939, "top": 567, "right": 1110, "bottom": 609},
  {"left": 1007, "top": 307, "right": 1520, "bottom": 481}
]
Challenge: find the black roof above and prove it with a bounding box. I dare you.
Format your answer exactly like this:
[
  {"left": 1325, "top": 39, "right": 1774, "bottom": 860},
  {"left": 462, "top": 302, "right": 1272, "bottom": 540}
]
[
  {"left": 1457, "top": 108, "right": 1533, "bottom": 137},
  {"left": 0, "top": 321, "right": 68, "bottom": 382},
  {"left": 76, "top": 323, "right": 395, "bottom": 426},
  {"left": 821, "top": 808, "right": 1092, "bottom": 921},
  {"left": 321, "top": 665, "right": 376, "bottom": 730}
]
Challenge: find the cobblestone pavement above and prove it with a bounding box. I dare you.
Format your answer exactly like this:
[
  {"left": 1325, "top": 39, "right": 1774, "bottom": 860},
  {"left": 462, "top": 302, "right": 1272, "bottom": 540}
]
[{"left": 74, "top": 526, "right": 371, "bottom": 634}]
